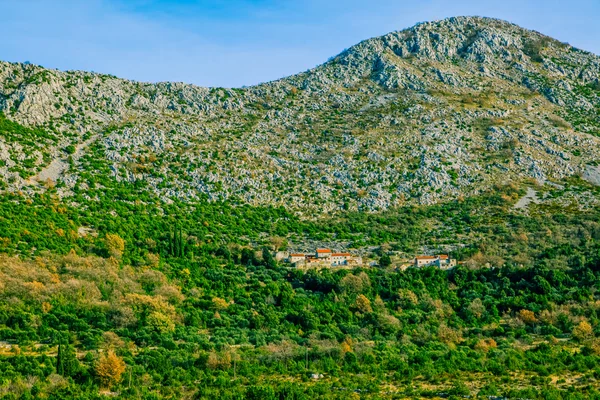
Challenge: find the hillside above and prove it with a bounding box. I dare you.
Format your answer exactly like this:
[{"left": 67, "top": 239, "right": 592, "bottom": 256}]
[
  {"left": 2, "top": 15, "right": 600, "bottom": 399},
  {"left": 0, "top": 16, "right": 599, "bottom": 212}
]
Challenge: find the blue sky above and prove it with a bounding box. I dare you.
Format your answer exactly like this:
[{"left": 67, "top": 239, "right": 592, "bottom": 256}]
[{"left": 0, "top": 0, "right": 598, "bottom": 87}]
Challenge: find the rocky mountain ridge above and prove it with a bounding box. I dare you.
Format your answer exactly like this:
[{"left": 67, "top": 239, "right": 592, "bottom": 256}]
[{"left": 0, "top": 16, "right": 599, "bottom": 212}]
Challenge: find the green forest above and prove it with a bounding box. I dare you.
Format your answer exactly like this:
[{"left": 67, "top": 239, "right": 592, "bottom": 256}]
[{"left": 0, "top": 182, "right": 599, "bottom": 399}]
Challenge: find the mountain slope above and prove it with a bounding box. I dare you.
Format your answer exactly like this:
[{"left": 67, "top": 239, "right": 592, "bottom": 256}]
[{"left": 0, "top": 16, "right": 599, "bottom": 212}]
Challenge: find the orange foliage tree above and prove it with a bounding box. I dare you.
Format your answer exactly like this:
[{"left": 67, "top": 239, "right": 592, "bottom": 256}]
[{"left": 95, "top": 351, "right": 126, "bottom": 389}]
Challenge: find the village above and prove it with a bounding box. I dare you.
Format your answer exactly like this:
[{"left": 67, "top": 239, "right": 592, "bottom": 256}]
[
  {"left": 285, "top": 248, "right": 457, "bottom": 270},
  {"left": 287, "top": 249, "right": 363, "bottom": 268}
]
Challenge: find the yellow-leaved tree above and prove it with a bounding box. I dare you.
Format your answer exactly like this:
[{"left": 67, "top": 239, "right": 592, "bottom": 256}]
[
  {"left": 96, "top": 351, "right": 126, "bottom": 389},
  {"left": 355, "top": 294, "right": 372, "bottom": 313},
  {"left": 573, "top": 320, "right": 594, "bottom": 341},
  {"left": 105, "top": 234, "right": 125, "bottom": 259}
]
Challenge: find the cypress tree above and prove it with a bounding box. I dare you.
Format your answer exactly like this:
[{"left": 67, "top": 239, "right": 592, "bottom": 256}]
[
  {"left": 61, "top": 345, "right": 80, "bottom": 377},
  {"left": 169, "top": 228, "right": 175, "bottom": 256},
  {"left": 179, "top": 226, "right": 185, "bottom": 257},
  {"left": 56, "top": 343, "right": 63, "bottom": 375},
  {"left": 174, "top": 225, "right": 178, "bottom": 257},
  {"left": 262, "top": 246, "right": 275, "bottom": 268},
  {"left": 176, "top": 226, "right": 180, "bottom": 257}
]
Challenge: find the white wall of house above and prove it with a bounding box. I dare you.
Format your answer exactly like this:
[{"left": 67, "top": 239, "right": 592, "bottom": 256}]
[
  {"left": 415, "top": 256, "right": 456, "bottom": 269},
  {"left": 290, "top": 254, "right": 306, "bottom": 264},
  {"left": 316, "top": 250, "right": 332, "bottom": 258}
]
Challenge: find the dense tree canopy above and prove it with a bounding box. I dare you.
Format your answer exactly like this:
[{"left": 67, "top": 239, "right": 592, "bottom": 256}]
[{"left": 0, "top": 184, "right": 599, "bottom": 398}]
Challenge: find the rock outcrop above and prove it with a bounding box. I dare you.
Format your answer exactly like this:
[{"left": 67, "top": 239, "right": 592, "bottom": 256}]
[{"left": 0, "top": 16, "right": 599, "bottom": 212}]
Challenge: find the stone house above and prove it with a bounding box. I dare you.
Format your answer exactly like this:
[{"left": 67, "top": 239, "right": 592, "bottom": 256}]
[
  {"left": 287, "top": 249, "right": 362, "bottom": 267},
  {"left": 316, "top": 249, "right": 332, "bottom": 259},
  {"left": 414, "top": 255, "right": 439, "bottom": 267},
  {"left": 331, "top": 252, "right": 351, "bottom": 266},
  {"left": 414, "top": 255, "right": 456, "bottom": 269},
  {"left": 289, "top": 253, "right": 306, "bottom": 264}
]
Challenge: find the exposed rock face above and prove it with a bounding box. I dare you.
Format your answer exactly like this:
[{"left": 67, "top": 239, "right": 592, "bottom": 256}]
[
  {"left": 583, "top": 165, "right": 600, "bottom": 186},
  {"left": 0, "top": 16, "right": 599, "bottom": 211}
]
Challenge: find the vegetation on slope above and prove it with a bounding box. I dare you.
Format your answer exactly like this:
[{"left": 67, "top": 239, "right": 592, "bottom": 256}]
[
  {"left": 0, "top": 183, "right": 599, "bottom": 398},
  {"left": 0, "top": 16, "right": 600, "bottom": 399}
]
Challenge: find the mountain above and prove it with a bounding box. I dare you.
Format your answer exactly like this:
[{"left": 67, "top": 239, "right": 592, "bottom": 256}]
[
  {"left": 0, "top": 16, "right": 599, "bottom": 212},
  {"left": 3, "top": 16, "right": 600, "bottom": 399}
]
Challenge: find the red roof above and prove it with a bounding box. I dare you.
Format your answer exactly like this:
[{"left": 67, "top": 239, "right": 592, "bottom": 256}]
[
  {"left": 415, "top": 256, "right": 437, "bottom": 260},
  {"left": 290, "top": 253, "right": 305, "bottom": 257},
  {"left": 438, "top": 255, "right": 449, "bottom": 259},
  {"left": 316, "top": 249, "right": 332, "bottom": 253}
]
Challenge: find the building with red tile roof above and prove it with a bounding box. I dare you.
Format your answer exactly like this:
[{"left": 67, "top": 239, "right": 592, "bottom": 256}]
[
  {"left": 287, "top": 249, "right": 362, "bottom": 267},
  {"left": 414, "top": 255, "right": 456, "bottom": 269}
]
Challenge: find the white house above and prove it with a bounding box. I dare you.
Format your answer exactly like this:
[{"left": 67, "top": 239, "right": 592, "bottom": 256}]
[
  {"left": 414, "top": 255, "right": 456, "bottom": 269},
  {"left": 289, "top": 253, "right": 306, "bottom": 264},
  {"left": 415, "top": 255, "right": 439, "bottom": 267},
  {"left": 331, "top": 252, "right": 351, "bottom": 266},
  {"left": 316, "top": 249, "right": 332, "bottom": 259},
  {"left": 437, "top": 255, "right": 457, "bottom": 269},
  {"left": 287, "top": 249, "right": 363, "bottom": 267}
]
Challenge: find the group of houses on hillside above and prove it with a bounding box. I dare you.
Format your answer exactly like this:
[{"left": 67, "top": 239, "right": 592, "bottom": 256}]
[
  {"left": 287, "top": 249, "right": 363, "bottom": 267},
  {"left": 285, "top": 248, "right": 456, "bottom": 270}
]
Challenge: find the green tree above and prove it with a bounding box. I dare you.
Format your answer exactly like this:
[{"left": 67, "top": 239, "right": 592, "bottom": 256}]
[
  {"left": 262, "top": 246, "right": 276, "bottom": 268},
  {"left": 56, "top": 344, "right": 80, "bottom": 377},
  {"left": 379, "top": 253, "right": 392, "bottom": 267}
]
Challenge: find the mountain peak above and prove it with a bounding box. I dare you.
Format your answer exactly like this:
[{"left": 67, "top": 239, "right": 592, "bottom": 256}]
[
  {"left": 335, "top": 15, "right": 566, "bottom": 65},
  {"left": 0, "top": 18, "right": 599, "bottom": 212},
  {"left": 292, "top": 15, "right": 597, "bottom": 95}
]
